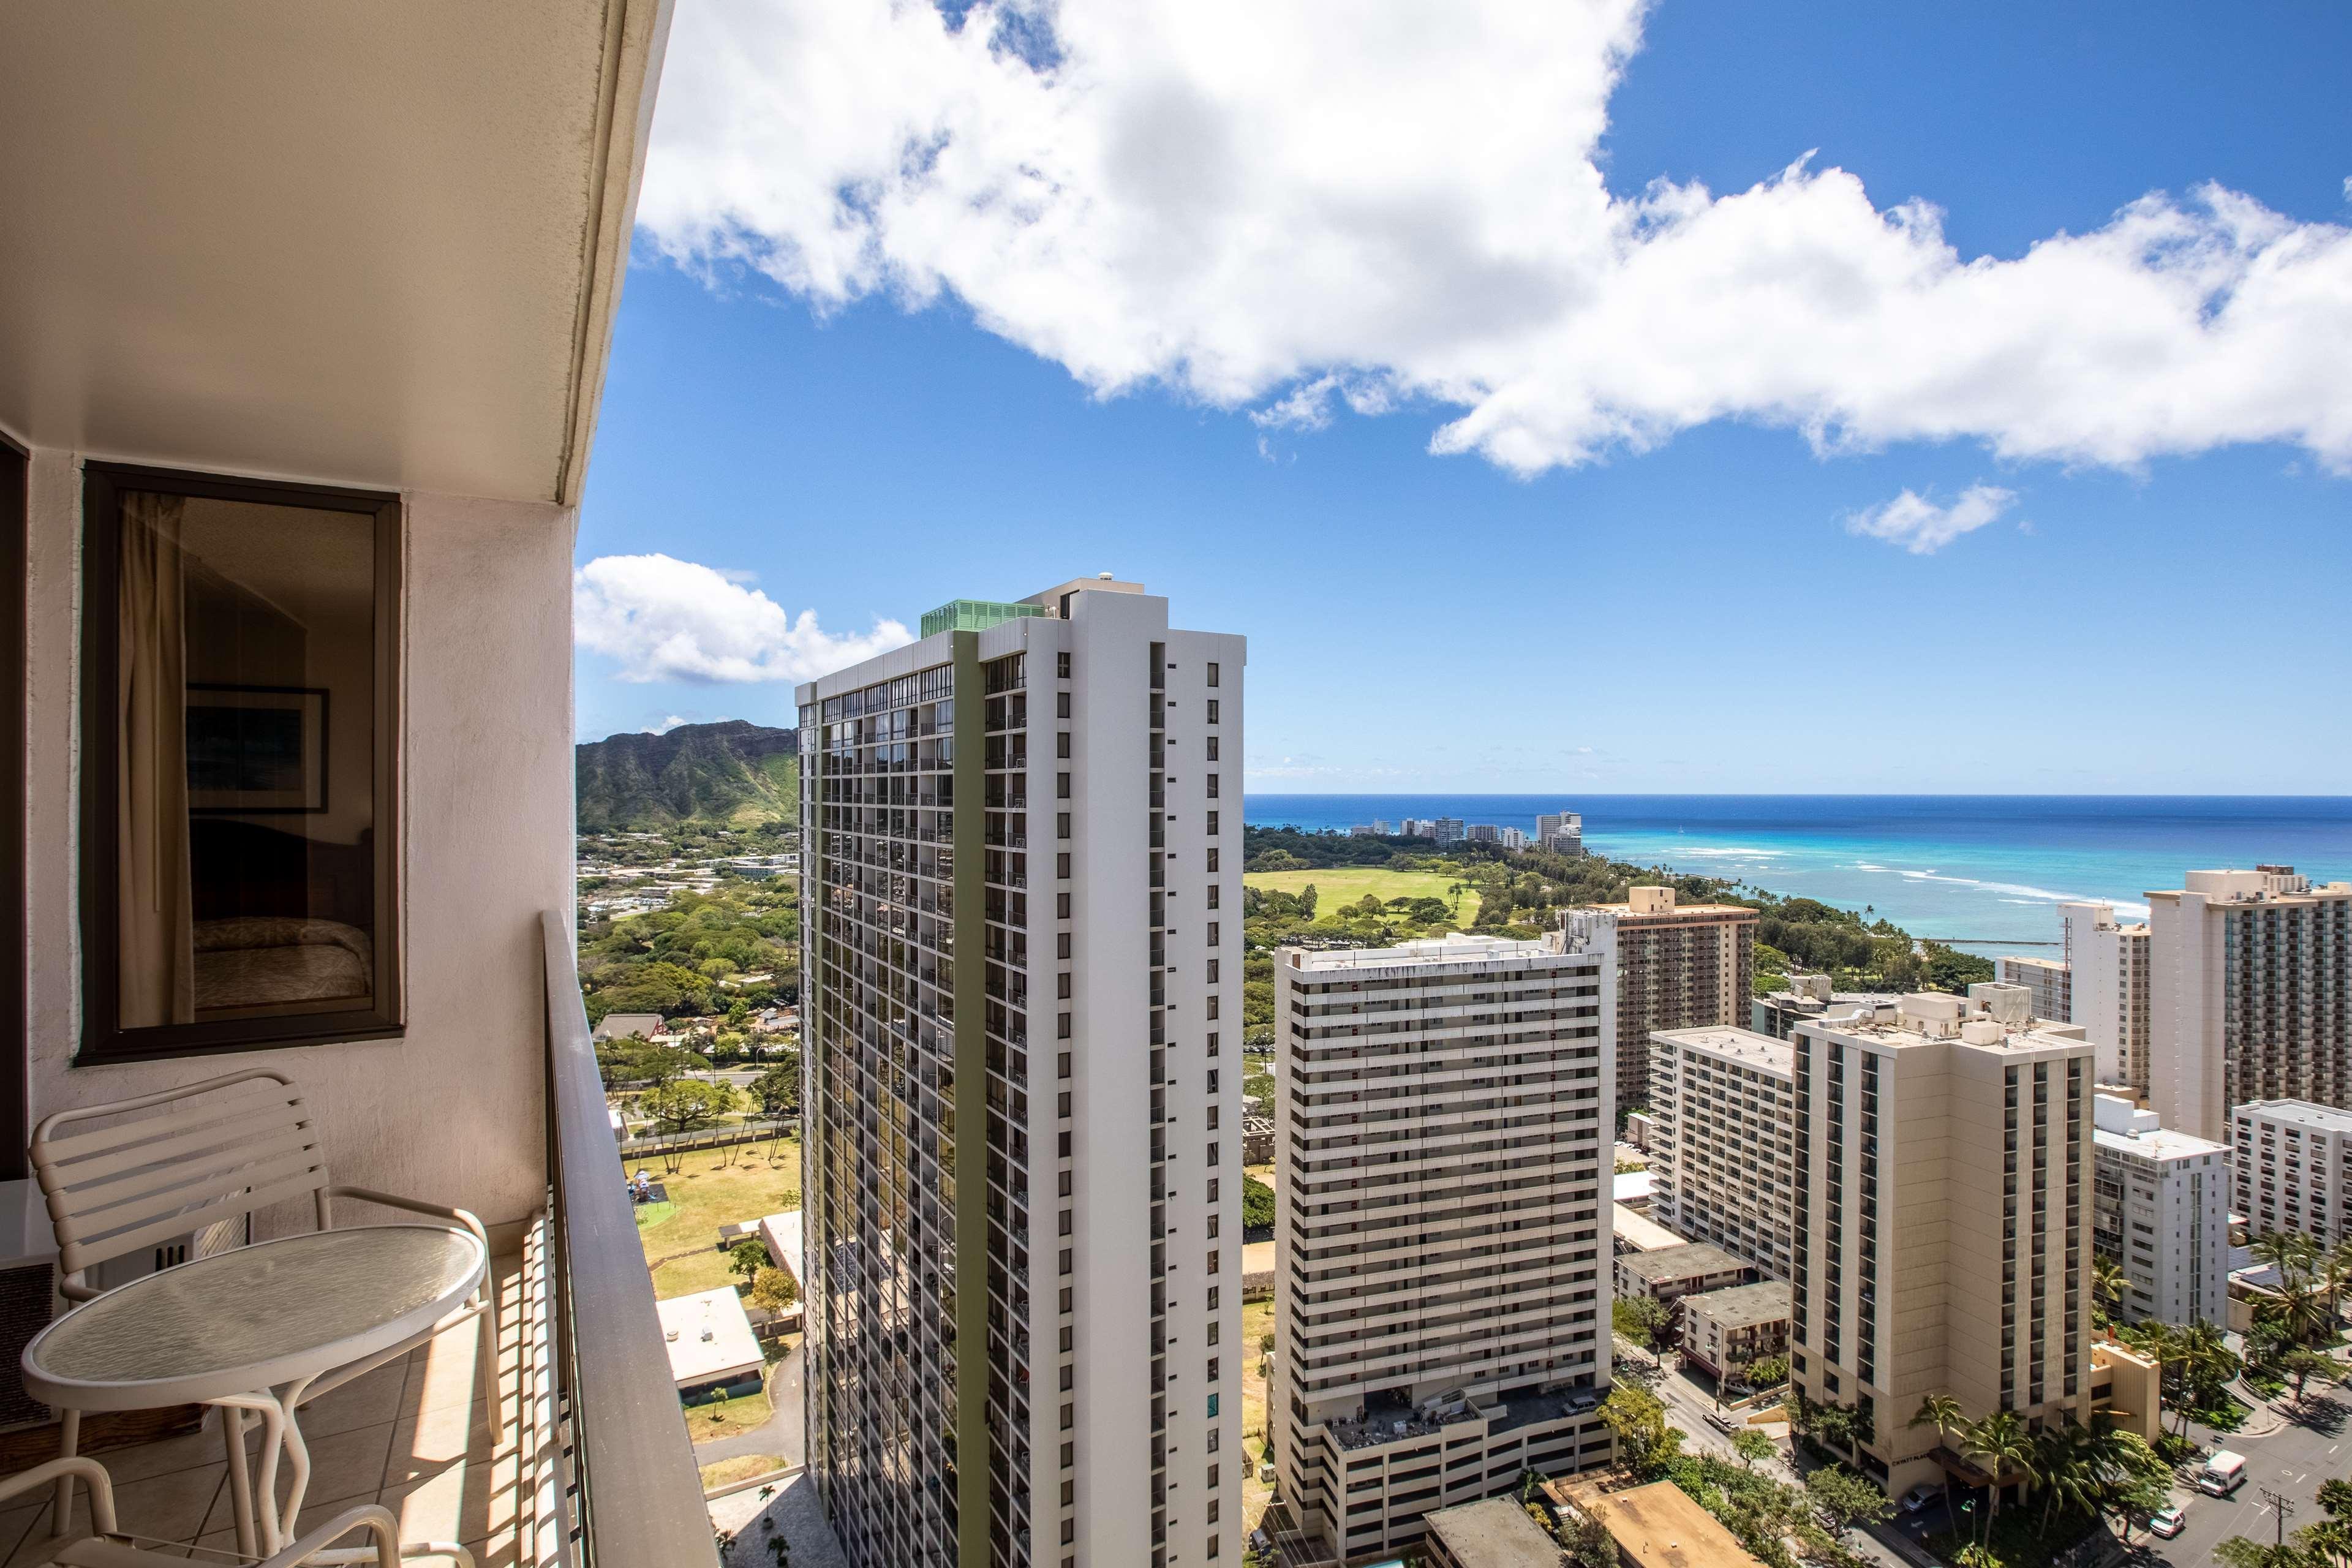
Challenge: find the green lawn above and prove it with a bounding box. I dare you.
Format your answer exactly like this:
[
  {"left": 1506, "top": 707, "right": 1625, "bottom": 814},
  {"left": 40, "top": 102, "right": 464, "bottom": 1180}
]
[
  {"left": 1242, "top": 1297, "right": 1276, "bottom": 1538},
  {"left": 622, "top": 1140, "right": 802, "bottom": 1299},
  {"left": 685, "top": 1380, "right": 774, "bottom": 1443},
  {"left": 1243, "top": 867, "right": 1482, "bottom": 927}
]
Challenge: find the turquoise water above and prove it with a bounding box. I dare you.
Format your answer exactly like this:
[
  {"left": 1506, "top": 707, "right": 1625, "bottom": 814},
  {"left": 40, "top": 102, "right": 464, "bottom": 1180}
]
[{"left": 1244, "top": 795, "right": 2352, "bottom": 954}]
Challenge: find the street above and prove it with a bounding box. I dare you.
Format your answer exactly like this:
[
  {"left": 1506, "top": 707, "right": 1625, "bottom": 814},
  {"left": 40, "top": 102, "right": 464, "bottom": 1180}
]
[
  {"left": 1623, "top": 1335, "right": 1916, "bottom": 1568},
  {"left": 2138, "top": 1389, "right": 2352, "bottom": 1567}
]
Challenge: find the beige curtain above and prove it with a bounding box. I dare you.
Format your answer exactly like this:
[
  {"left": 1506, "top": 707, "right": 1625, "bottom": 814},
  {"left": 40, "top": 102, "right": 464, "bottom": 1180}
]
[{"left": 118, "top": 491, "right": 194, "bottom": 1028}]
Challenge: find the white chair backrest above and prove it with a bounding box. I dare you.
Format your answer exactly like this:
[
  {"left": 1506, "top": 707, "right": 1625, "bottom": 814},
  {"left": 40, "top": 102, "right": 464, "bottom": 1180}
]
[{"left": 30, "top": 1070, "right": 331, "bottom": 1299}]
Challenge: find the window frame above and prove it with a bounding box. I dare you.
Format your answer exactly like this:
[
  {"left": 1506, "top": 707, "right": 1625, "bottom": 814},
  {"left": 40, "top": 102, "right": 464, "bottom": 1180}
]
[
  {"left": 0, "top": 429, "right": 26, "bottom": 1171},
  {"left": 78, "top": 461, "right": 405, "bottom": 1063}
]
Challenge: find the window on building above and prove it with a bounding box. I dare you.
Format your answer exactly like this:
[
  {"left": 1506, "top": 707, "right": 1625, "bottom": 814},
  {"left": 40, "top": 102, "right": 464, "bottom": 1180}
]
[
  {"left": 1205, "top": 662, "right": 1219, "bottom": 687},
  {"left": 0, "top": 433, "right": 23, "bottom": 1167},
  {"left": 80, "top": 465, "right": 401, "bottom": 1060}
]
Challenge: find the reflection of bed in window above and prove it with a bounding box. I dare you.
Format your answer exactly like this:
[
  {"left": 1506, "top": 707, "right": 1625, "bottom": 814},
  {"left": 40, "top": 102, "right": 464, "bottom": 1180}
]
[{"left": 190, "top": 820, "right": 372, "bottom": 1012}]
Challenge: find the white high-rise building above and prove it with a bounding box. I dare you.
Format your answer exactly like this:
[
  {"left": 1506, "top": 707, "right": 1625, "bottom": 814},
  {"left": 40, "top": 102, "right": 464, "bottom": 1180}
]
[
  {"left": 797, "top": 578, "right": 1243, "bottom": 1568},
  {"left": 1273, "top": 933, "right": 1617, "bottom": 1564},
  {"left": 2232, "top": 1100, "right": 2352, "bottom": 1246},
  {"left": 2059, "top": 901, "right": 2152, "bottom": 1095},
  {"left": 1649, "top": 1026, "right": 1797, "bottom": 1280},
  {"left": 2147, "top": 867, "right": 2352, "bottom": 1142},
  {"left": 2091, "top": 1095, "right": 2228, "bottom": 1327}
]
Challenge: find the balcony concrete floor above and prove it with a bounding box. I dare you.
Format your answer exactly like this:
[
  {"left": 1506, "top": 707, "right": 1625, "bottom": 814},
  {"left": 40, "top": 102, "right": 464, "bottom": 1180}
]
[{"left": 0, "top": 1254, "right": 529, "bottom": 1566}]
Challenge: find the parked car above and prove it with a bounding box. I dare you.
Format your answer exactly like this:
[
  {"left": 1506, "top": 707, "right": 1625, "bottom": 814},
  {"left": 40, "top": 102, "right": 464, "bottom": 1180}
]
[
  {"left": 1898, "top": 1483, "right": 1940, "bottom": 1515},
  {"left": 2149, "top": 1506, "right": 2187, "bottom": 1539},
  {"left": 1705, "top": 1409, "right": 1738, "bottom": 1433}
]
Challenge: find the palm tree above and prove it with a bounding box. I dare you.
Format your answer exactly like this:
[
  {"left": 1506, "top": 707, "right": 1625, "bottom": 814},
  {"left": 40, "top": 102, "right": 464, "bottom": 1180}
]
[
  {"left": 2092, "top": 1254, "right": 2130, "bottom": 1325},
  {"left": 1911, "top": 1393, "right": 1967, "bottom": 1528},
  {"left": 2323, "top": 1237, "right": 2352, "bottom": 1324},
  {"left": 2132, "top": 1319, "right": 2185, "bottom": 1436},
  {"left": 1961, "top": 1411, "right": 2038, "bottom": 1550},
  {"left": 2253, "top": 1229, "right": 2321, "bottom": 1277},
  {"left": 2179, "top": 1319, "right": 2242, "bottom": 1427},
  {"left": 2033, "top": 1418, "right": 2106, "bottom": 1534},
  {"left": 2273, "top": 1267, "right": 2334, "bottom": 1348}
]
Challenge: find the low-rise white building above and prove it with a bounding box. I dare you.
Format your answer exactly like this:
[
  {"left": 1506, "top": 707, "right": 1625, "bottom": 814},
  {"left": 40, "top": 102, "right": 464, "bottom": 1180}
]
[
  {"left": 2233, "top": 1100, "right": 2352, "bottom": 1246},
  {"left": 657, "top": 1286, "right": 766, "bottom": 1402},
  {"left": 2091, "top": 1095, "right": 2229, "bottom": 1327}
]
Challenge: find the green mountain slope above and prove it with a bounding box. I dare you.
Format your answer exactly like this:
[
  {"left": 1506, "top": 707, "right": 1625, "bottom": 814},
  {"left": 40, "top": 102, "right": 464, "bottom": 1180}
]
[{"left": 576, "top": 720, "right": 801, "bottom": 830}]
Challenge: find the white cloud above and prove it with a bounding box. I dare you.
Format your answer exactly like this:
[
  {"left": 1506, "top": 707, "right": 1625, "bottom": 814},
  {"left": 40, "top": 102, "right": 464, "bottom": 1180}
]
[
  {"left": 1843, "top": 483, "right": 2016, "bottom": 554},
  {"left": 639, "top": 0, "right": 2352, "bottom": 476},
  {"left": 575, "top": 553, "right": 912, "bottom": 683}
]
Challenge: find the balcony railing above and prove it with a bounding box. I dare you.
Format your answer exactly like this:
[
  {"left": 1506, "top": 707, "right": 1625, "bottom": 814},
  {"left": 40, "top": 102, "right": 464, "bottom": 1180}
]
[{"left": 542, "top": 911, "right": 726, "bottom": 1567}]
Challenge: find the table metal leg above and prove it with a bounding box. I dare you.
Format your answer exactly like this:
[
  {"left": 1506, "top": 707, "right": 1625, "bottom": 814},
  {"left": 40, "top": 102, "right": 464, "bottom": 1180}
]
[
  {"left": 274, "top": 1376, "right": 320, "bottom": 1546},
  {"left": 50, "top": 1407, "right": 79, "bottom": 1538},
  {"left": 218, "top": 1403, "right": 260, "bottom": 1558},
  {"left": 213, "top": 1392, "right": 288, "bottom": 1554}
]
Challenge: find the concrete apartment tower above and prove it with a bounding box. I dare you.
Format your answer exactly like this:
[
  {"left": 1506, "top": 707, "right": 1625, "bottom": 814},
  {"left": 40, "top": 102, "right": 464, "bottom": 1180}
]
[
  {"left": 2146, "top": 867, "right": 2352, "bottom": 1142},
  {"left": 1993, "top": 956, "right": 2071, "bottom": 1030},
  {"left": 2091, "top": 1095, "right": 2228, "bottom": 1327},
  {"left": 2055, "top": 902, "right": 2152, "bottom": 1095},
  {"left": 796, "top": 578, "right": 1244, "bottom": 1568},
  {"left": 1790, "top": 994, "right": 2094, "bottom": 1497},
  {"left": 1566, "top": 887, "right": 1758, "bottom": 1117},
  {"left": 1270, "top": 933, "right": 1618, "bottom": 1564},
  {"left": 1649, "top": 1026, "right": 1797, "bottom": 1279},
  {"left": 2231, "top": 1100, "right": 2352, "bottom": 1246}
]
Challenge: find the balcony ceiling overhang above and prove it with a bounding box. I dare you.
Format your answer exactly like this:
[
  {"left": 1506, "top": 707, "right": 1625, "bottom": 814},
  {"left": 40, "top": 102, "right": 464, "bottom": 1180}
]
[{"left": 0, "top": 0, "right": 671, "bottom": 505}]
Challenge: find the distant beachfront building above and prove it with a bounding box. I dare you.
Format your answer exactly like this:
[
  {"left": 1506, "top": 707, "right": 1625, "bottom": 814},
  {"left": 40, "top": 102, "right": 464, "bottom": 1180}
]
[
  {"left": 2059, "top": 901, "right": 2154, "bottom": 1095},
  {"left": 2147, "top": 867, "right": 2352, "bottom": 1142},
  {"left": 1537, "top": 811, "right": 1584, "bottom": 858}
]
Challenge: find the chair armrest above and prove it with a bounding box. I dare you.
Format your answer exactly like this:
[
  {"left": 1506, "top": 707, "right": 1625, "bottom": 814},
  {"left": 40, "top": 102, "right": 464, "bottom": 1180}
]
[
  {"left": 257, "top": 1501, "right": 402, "bottom": 1567},
  {"left": 325, "top": 1186, "right": 489, "bottom": 1251},
  {"left": 0, "top": 1457, "right": 118, "bottom": 1532}
]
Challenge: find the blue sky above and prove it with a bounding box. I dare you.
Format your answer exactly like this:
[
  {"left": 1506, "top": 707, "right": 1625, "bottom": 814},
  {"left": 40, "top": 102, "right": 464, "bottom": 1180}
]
[{"left": 576, "top": 0, "right": 2352, "bottom": 793}]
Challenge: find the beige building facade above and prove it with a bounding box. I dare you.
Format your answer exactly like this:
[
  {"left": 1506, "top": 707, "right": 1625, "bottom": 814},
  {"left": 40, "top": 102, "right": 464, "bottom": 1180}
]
[
  {"left": 1566, "top": 888, "right": 1758, "bottom": 1117},
  {"left": 2147, "top": 867, "right": 2352, "bottom": 1143},
  {"left": 1649, "top": 1027, "right": 1796, "bottom": 1279},
  {"left": 1791, "top": 995, "right": 2095, "bottom": 1496},
  {"left": 1273, "top": 934, "right": 1616, "bottom": 1564}
]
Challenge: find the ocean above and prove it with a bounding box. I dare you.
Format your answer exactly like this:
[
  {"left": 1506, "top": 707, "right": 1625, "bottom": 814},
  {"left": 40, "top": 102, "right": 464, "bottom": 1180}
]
[{"left": 1243, "top": 795, "right": 2352, "bottom": 955}]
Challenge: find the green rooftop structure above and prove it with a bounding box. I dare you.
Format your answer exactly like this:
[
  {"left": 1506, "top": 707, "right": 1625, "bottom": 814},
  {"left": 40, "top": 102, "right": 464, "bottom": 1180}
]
[{"left": 919, "top": 598, "right": 1049, "bottom": 639}]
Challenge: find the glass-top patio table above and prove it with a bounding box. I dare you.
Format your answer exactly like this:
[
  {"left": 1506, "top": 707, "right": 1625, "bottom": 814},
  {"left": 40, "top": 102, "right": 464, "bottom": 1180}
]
[{"left": 21, "top": 1224, "right": 486, "bottom": 1556}]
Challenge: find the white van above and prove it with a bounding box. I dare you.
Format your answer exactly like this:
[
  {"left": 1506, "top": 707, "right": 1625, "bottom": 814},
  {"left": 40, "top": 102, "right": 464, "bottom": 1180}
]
[{"left": 2198, "top": 1450, "right": 2247, "bottom": 1496}]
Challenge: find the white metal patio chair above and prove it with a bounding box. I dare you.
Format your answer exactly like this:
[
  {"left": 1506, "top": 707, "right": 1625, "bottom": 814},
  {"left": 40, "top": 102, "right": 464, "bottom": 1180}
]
[
  {"left": 27, "top": 1071, "right": 500, "bottom": 1548},
  {"left": 0, "top": 1455, "right": 472, "bottom": 1566}
]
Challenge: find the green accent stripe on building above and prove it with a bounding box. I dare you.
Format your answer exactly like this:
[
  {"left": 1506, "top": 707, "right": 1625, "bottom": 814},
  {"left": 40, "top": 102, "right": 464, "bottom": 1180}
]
[{"left": 951, "top": 630, "right": 992, "bottom": 1568}]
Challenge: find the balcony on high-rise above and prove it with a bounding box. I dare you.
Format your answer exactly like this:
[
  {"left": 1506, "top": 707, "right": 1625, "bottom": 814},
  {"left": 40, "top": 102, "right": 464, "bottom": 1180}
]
[{"left": 0, "top": 2, "right": 714, "bottom": 1562}]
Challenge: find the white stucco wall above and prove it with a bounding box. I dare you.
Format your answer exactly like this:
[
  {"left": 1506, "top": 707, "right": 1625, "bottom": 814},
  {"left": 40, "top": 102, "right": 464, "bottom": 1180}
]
[{"left": 23, "top": 449, "right": 573, "bottom": 1233}]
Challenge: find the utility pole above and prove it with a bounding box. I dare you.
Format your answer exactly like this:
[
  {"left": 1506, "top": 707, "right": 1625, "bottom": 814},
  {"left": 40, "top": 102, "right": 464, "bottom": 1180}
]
[{"left": 2261, "top": 1487, "right": 2296, "bottom": 1547}]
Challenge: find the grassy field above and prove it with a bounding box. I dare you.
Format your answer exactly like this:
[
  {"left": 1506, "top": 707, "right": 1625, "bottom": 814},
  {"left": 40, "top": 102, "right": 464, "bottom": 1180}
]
[
  {"left": 626, "top": 1140, "right": 802, "bottom": 1299},
  {"left": 699, "top": 1453, "right": 786, "bottom": 1490},
  {"left": 1242, "top": 1297, "right": 1276, "bottom": 1538},
  {"left": 685, "top": 1380, "right": 774, "bottom": 1442},
  {"left": 1243, "top": 866, "right": 1482, "bottom": 927}
]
